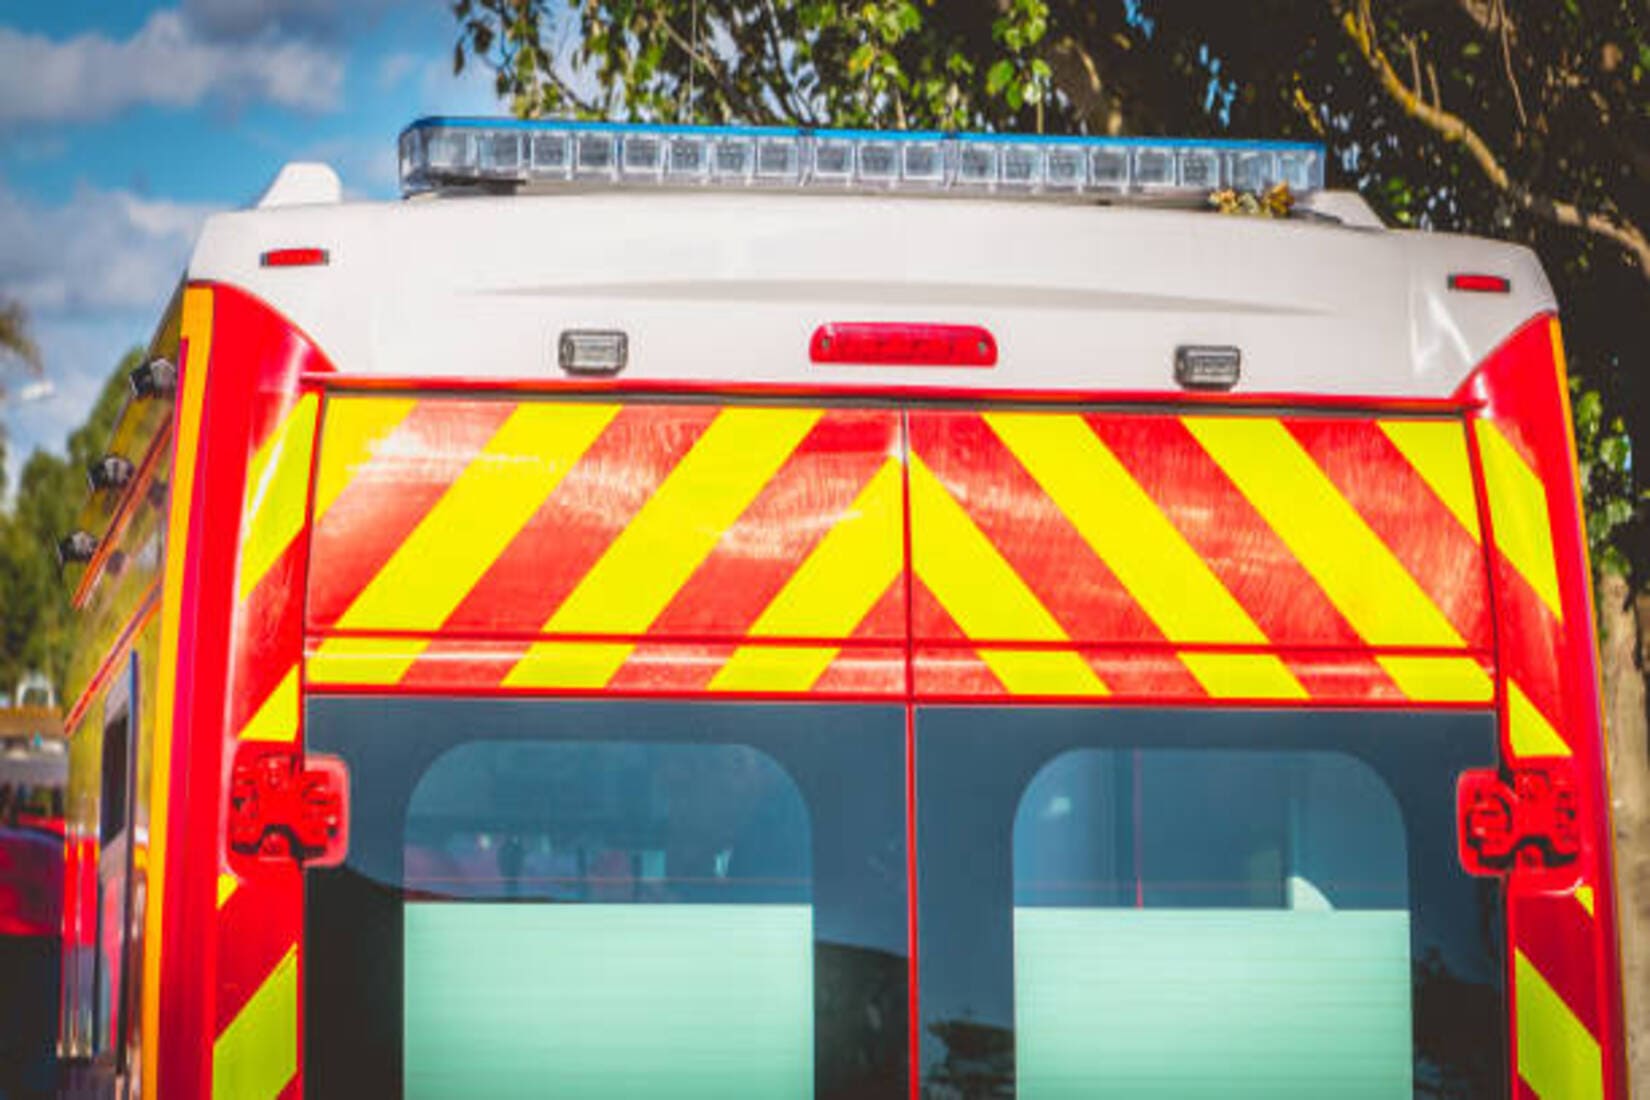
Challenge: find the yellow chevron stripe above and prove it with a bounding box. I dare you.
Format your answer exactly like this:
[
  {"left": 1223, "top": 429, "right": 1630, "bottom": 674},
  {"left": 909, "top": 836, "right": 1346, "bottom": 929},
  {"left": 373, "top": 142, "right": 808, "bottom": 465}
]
[
  {"left": 712, "top": 457, "right": 904, "bottom": 691},
  {"left": 910, "top": 455, "right": 1106, "bottom": 696},
  {"left": 1179, "top": 651, "right": 1308, "bottom": 699},
  {"left": 305, "top": 636, "right": 421, "bottom": 686},
  {"left": 1575, "top": 884, "right": 1595, "bottom": 918},
  {"left": 327, "top": 402, "right": 619, "bottom": 639},
  {"left": 1477, "top": 420, "right": 1563, "bottom": 620},
  {"left": 217, "top": 873, "right": 238, "bottom": 909},
  {"left": 708, "top": 646, "right": 841, "bottom": 693},
  {"left": 312, "top": 396, "right": 417, "bottom": 523},
  {"left": 1515, "top": 949, "right": 1603, "bottom": 1100},
  {"left": 1376, "top": 655, "right": 1494, "bottom": 703},
  {"left": 1508, "top": 678, "right": 1572, "bottom": 758},
  {"left": 987, "top": 412, "right": 1276, "bottom": 647},
  {"left": 145, "top": 286, "right": 213, "bottom": 1100},
  {"left": 1378, "top": 419, "right": 1481, "bottom": 542},
  {"left": 238, "top": 666, "right": 298, "bottom": 743},
  {"left": 239, "top": 394, "right": 318, "bottom": 600},
  {"left": 499, "top": 641, "right": 641, "bottom": 690},
  {"left": 503, "top": 407, "right": 823, "bottom": 688},
  {"left": 1186, "top": 417, "right": 1465, "bottom": 648},
  {"left": 213, "top": 946, "right": 297, "bottom": 1100}
]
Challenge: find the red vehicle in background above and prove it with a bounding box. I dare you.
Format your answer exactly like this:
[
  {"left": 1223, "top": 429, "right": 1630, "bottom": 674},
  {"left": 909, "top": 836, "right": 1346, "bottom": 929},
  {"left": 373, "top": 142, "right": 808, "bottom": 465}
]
[{"left": 1, "top": 677, "right": 66, "bottom": 1100}]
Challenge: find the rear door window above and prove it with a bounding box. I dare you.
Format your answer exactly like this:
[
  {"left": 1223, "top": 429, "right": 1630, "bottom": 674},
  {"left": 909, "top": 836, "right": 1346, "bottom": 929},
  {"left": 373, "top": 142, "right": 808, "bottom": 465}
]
[
  {"left": 306, "top": 697, "right": 909, "bottom": 1100},
  {"left": 915, "top": 705, "right": 1507, "bottom": 1098}
]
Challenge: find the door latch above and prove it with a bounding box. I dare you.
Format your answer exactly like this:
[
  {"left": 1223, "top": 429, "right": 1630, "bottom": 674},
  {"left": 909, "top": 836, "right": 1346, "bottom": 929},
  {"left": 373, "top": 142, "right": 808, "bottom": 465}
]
[
  {"left": 228, "top": 746, "right": 349, "bottom": 867},
  {"left": 1457, "top": 763, "right": 1580, "bottom": 882}
]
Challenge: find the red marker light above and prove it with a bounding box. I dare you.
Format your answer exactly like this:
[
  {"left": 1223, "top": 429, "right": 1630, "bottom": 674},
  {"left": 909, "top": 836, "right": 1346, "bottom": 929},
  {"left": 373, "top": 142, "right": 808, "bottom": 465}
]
[
  {"left": 810, "top": 322, "right": 997, "bottom": 367},
  {"left": 261, "top": 247, "right": 330, "bottom": 268},
  {"left": 1448, "top": 273, "right": 1510, "bottom": 293}
]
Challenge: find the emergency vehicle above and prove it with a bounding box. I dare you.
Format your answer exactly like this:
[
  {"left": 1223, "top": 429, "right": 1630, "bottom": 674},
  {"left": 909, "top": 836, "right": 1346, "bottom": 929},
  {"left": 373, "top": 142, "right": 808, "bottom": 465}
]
[{"left": 53, "top": 119, "right": 1625, "bottom": 1099}]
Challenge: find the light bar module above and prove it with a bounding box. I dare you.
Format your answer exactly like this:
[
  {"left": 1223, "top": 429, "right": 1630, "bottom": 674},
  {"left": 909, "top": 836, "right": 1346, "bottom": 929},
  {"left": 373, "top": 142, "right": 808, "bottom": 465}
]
[{"left": 399, "top": 117, "right": 1324, "bottom": 201}]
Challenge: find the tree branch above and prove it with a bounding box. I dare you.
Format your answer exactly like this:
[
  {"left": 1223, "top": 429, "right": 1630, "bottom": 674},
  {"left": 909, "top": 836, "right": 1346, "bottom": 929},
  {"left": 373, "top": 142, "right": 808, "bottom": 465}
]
[{"left": 1339, "top": 8, "right": 1650, "bottom": 279}]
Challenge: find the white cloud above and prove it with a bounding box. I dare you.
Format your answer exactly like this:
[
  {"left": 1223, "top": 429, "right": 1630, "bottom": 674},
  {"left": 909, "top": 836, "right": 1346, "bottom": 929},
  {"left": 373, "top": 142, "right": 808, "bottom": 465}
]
[
  {"left": 0, "top": 9, "right": 345, "bottom": 126},
  {"left": 182, "top": 0, "right": 404, "bottom": 42},
  {"left": 0, "top": 178, "right": 222, "bottom": 316}
]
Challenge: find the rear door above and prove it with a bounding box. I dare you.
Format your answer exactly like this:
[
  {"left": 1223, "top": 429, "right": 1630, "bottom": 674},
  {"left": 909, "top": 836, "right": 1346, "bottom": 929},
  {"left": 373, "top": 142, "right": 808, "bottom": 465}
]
[{"left": 907, "top": 408, "right": 1508, "bottom": 1097}]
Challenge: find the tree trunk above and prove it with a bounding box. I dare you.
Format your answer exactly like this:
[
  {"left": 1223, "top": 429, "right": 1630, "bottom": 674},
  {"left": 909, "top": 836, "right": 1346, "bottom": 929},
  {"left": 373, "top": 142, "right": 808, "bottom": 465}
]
[{"left": 1598, "top": 570, "right": 1650, "bottom": 1095}]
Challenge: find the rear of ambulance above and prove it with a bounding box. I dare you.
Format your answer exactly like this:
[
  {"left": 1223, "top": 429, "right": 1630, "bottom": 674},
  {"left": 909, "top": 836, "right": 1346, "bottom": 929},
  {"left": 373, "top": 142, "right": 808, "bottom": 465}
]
[{"left": 155, "top": 122, "right": 1623, "bottom": 1100}]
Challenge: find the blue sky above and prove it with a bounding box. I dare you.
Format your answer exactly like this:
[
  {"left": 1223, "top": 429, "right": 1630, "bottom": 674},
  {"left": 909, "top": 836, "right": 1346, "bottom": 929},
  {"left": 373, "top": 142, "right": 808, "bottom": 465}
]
[{"left": 0, "top": 0, "right": 505, "bottom": 490}]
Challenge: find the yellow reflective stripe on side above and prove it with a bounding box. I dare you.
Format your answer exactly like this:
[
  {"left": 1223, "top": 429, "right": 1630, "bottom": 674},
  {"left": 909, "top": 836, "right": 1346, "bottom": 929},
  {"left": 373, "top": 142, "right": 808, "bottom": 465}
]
[
  {"left": 239, "top": 394, "right": 319, "bottom": 600},
  {"left": 975, "top": 649, "right": 1108, "bottom": 697},
  {"left": 145, "top": 286, "right": 214, "bottom": 1100},
  {"left": 216, "top": 873, "right": 238, "bottom": 909},
  {"left": 986, "top": 412, "right": 1275, "bottom": 647},
  {"left": 1186, "top": 417, "right": 1465, "bottom": 648},
  {"left": 501, "top": 641, "right": 640, "bottom": 690},
  {"left": 1508, "top": 679, "right": 1573, "bottom": 758},
  {"left": 712, "top": 457, "right": 904, "bottom": 692},
  {"left": 542, "top": 407, "right": 823, "bottom": 635},
  {"left": 1575, "top": 884, "right": 1596, "bottom": 918},
  {"left": 213, "top": 947, "right": 298, "bottom": 1100},
  {"left": 709, "top": 646, "right": 841, "bottom": 693},
  {"left": 1476, "top": 420, "right": 1563, "bottom": 620},
  {"left": 312, "top": 396, "right": 417, "bottom": 524},
  {"left": 1515, "top": 950, "right": 1603, "bottom": 1100},
  {"left": 1178, "top": 651, "right": 1307, "bottom": 699},
  {"left": 237, "top": 666, "right": 299, "bottom": 743},
  {"left": 910, "top": 456, "right": 1106, "bottom": 696},
  {"left": 1375, "top": 655, "right": 1494, "bottom": 703},
  {"left": 306, "top": 637, "right": 424, "bottom": 686},
  {"left": 1377, "top": 420, "right": 1482, "bottom": 542}
]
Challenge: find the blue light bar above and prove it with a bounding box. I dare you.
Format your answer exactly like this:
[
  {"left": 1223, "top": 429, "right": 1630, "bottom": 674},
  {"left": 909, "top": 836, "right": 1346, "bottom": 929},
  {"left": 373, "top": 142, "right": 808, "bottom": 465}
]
[{"left": 398, "top": 117, "right": 1324, "bottom": 200}]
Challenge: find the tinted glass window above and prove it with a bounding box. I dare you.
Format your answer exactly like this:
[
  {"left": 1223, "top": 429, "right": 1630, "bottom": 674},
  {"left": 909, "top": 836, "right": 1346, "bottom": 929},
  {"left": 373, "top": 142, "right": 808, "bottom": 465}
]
[
  {"left": 916, "top": 706, "right": 1506, "bottom": 1099},
  {"left": 306, "top": 697, "right": 908, "bottom": 1100}
]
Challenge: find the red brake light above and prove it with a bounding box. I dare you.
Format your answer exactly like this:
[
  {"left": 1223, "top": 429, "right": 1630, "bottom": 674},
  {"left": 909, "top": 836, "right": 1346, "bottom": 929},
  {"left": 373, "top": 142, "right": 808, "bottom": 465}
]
[
  {"left": 1448, "top": 273, "right": 1511, "bottom": 293},
  {"left": 260, "top": 247, "right": 329, "bottom": 268},
  {"left": 810, "top": 323, "right": 997, "bottom": 367}
]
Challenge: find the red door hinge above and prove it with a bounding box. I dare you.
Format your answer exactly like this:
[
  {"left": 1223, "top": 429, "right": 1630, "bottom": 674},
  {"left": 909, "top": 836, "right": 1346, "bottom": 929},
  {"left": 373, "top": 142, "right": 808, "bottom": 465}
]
[
  {"left": 228, "top": 746, "right": 349, "bottom": 867},
  {"left": 1457, "top": 763, "right": 1581, "bottom": 886}
]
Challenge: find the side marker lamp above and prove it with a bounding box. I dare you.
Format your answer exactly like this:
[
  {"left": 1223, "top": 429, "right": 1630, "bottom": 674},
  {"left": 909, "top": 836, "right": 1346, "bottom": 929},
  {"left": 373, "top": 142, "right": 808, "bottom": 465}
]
[
  {"left": 1175, "top": 345, "right": 1242, "bottom": 391},
  {"left": 87, "top": 455, "right": 135, "bottom": 492},
  {"left": 261, "top": 247, "right": 330, "bottom": 268},
  {"left": 57, "top": 531, "right": 98, "bottom": 567},
  {"left": 810, "top": 323, "right": 997, "bottom": 367},
  {"left": 128, "top": 357, "right": 177, "bottom": 400},
  {"left": 1448, "top": 273, "right": 1511, "bottom": 293}
]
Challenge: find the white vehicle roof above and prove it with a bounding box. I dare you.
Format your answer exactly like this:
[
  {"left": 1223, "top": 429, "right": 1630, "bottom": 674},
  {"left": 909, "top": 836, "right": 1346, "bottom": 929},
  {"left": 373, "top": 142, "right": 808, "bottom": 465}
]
[{"left": 188, "top": 154, "right": 1553, "bottom": 400}]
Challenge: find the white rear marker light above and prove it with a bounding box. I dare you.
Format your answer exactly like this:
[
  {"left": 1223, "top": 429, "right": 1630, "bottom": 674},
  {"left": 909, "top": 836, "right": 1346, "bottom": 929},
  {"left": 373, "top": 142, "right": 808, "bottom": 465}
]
[
  {"left": 1175, "top": 346, "right": 1242, "bottom": 391},
  {"left": 399, "top": 118, "right": 1324, "bottom": 202},
  {"left": 558, "top": 330, "right": 628, "bottom": 376}
]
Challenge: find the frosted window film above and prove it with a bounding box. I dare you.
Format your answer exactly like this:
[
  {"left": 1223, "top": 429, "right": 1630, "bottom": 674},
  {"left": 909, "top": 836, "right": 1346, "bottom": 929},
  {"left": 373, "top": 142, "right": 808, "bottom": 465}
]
[
  {"left": 405, "top": 903, "right": 814, "bottom": 1099},
  {"left": 1014, "top": 908, "right": 1413, "bottom": 1099}
]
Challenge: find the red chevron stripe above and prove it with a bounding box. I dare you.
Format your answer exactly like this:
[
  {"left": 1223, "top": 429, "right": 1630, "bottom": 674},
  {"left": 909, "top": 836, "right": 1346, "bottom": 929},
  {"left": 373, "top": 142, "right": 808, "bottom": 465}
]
[
  {"left": 1492, "top": 553, "right": 1571, "bottom": 753},
  {"left": 229, "top": 534, "right": 307, "bottom": 735},
  {"left": 443, "top": 404, "right": 718, "bottom": 633},
  {"left": 1287, "top": 418, "right": 1491, "bottom": 648},
  {"left": 608, "top": 642, "right": 725, "bottom": 692},
  {"left": 653, "top": 410, "right": 901, "bottom": 638},
  {"left": 1092, "top": 416, "right": 1363, "bottom": 648},
  {"left": 808, "top": 647, "right": 905, "bottom": 695},
  {"left": 1513, "top": 893, "right": 1601, "bottom": 1036},
  {"left": 1086, "top": 650, "right": 1203, "bottom": 697},
  {"left": 308, "top": 400, "right": 515, "bottom": 628},
  {"left": 913, "top": 647, "right": 1006, "bottom": 697},
  {"left": 214, "top": 869, "right": 301, "bottom": 1032},
  {"left": 1285, "top": 652, "right": 1404, "bottom": 702},
  {"left": 397, "top": 638, "right": 521, "bottom": 690},
  {"left": 909, "top": 412, "right": 1164, "bottom": 643}
]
